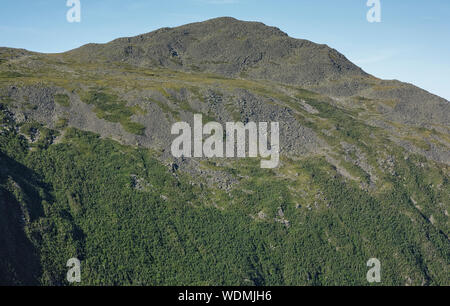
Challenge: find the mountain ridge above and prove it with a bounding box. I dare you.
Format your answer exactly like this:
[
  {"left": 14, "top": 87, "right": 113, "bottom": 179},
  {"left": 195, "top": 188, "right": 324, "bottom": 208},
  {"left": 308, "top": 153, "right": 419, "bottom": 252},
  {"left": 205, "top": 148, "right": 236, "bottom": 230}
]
[
  {"left": 2, "top": 17, "right": 448, "bottom": 128},
  {"left": 65, "top": 17, "right": 369, "bottom": 87}
]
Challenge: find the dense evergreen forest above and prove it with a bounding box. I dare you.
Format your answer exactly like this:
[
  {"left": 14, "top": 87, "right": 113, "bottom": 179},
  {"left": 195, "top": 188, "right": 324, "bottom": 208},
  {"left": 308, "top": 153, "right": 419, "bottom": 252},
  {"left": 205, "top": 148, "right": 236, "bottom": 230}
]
[{"left": 1, "top": 102, "right": 449, "bottom": 286}]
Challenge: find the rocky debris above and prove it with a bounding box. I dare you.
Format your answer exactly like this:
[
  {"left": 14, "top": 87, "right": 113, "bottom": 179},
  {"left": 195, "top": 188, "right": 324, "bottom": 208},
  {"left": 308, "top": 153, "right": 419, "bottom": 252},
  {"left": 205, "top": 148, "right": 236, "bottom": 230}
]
[
  {"left": 340, "top": 141, "right": 377, "bottom": 185},
  {"left": 325, "top": 154, "right": 359, "bottom": 181},
  {"left": 299, "top": 99, "right": 319, "bottom": 114},
  {"left": 4, "top": 85, "right": 57, "bottom": 127},
  {"left": 274, "top": 206, "right": 290, "bottom": 228},
  {"left": 277, "top": 207, "right": 285, "bottom": 218},
  {"left": 429, "top": 215, "right": 436, "bottom": 225},
  {"left": 130, "top": 174, "right": 151, "bottom": 191},
  {"left": 276, "top": 218, "right": 290, "bottom": 228},
  {"left": 257, "top": 211, "right": 267, "bottom": 220},
  {"left": 378, "top": 154, "right": 397, "bottom": 176},
  {"left": 391, "top": 137, "right": 450, "bottom": 165}
]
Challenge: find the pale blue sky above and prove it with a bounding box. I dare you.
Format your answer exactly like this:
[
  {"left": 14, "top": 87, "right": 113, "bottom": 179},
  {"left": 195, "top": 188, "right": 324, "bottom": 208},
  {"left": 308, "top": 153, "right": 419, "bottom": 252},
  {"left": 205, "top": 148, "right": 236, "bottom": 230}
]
[{"left": 0, "top": 0, "right": 449, "bottom": 100}]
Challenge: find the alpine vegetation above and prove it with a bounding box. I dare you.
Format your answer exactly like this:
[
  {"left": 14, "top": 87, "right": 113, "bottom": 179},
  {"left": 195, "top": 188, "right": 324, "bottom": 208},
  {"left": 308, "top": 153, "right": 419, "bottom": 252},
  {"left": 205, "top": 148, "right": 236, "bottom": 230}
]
[{"left": 171, "top": 114, "right": 280, "bottom": 168}]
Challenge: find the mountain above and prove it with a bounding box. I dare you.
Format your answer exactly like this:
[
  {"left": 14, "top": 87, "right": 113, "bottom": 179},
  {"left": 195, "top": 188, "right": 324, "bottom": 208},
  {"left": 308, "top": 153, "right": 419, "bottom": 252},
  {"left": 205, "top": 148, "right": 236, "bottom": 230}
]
[
  {"left": 0, "top": 17, "right": 449, "bottom": 286},
  {"left": 66, "top": 17, "right": 449, "bottom": 126},
  {"left": 67, "top": 17, "right": 366, "bottom": 85}
]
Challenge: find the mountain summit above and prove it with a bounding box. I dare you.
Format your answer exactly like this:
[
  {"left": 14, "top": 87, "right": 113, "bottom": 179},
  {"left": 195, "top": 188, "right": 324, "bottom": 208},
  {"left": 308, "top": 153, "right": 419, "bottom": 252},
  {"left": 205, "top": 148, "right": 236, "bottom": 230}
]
[
  {"left": 65, "top": 17, "right": 449, "bottom": 126},
  {"left": 68, "top": 17, "right": 367, "bottom": 88}
]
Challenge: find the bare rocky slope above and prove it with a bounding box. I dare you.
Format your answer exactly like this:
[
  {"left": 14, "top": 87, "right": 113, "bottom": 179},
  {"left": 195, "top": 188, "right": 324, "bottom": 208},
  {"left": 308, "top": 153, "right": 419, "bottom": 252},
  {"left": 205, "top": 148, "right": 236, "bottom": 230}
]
[{"left": 66, "top": 17, "right": 449, "bottom": 126}]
